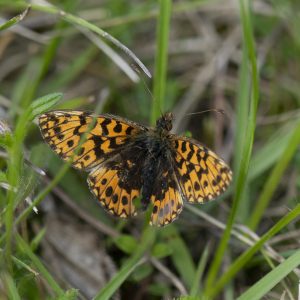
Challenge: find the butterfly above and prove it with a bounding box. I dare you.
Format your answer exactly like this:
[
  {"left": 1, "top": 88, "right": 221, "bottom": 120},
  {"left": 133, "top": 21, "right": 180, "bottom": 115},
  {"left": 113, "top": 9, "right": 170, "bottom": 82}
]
[{"left": 38, "top": 110, "right": 232, "bottom": 227}]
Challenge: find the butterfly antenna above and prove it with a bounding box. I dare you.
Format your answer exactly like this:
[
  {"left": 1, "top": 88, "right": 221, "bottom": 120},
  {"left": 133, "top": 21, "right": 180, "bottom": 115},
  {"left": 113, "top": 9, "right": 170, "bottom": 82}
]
[
  {"left": 185, "top": 109, "right": 225, "bottom": 117},
  {"left": 132, "top": 64, "right": 163, "bottom": 117}
]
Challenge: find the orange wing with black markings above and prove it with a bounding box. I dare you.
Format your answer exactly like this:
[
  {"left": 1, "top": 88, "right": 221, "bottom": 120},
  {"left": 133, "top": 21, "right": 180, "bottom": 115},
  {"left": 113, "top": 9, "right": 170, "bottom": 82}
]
[
  {"left": 87, "top": 153, "right": 143, "bottom": 218},
  {"left": 149, "top": 171, "right": 184, "bottom": 227},
  {"left": 171, "top": 136, "right": 232, "bottom": 203},
  {"left": 38, "top": 111, "right": 145, "bottom": 170}
]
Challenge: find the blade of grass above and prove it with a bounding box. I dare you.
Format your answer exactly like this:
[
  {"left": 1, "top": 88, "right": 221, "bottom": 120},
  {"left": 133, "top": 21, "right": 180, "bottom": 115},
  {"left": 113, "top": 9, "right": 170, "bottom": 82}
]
[
  {"left": 234, "top": 35, "right": 250, "bottom": 221},
  {"left": 233, "top": 40, "right": 250, "bottom": 173},
  {"left": 0, "top": 6, "right": 29, "bottom": 31},
  {"left": 190, "top": 243, "right": 210, "bottom": 297},
  {"left": 237, "top": 249, "right": 300, "bottom": 300},
  {"left": 2, "top": 1, "right": 151, "bottom": 78},
  {"left": 2, "top": 274, "right": 21, "bottom": 300},
  {"left": 151, "top": 0, "right": 172, "bottom": 124},
  {"left": 248, "top": 121, "right": 298, "bottom": 181},
  {"left": 207, "top": 203, "right": 300, "bottom": 298},
  {"left": 4, "top": 93, "right": 62, "bottom": 270},
  {"left": 248, "top": 120, "right": 300, "bottom": 230},
  {"left": 36, "top": 1, "right": 151, "bottom": 78},
  {"left": 97, "top": 1, "right": 220, "bottom": 29},
  {"left": 204, "top": 0, "right": 260, "bottom": 293},
  {"left": 10, "top": 58, "right": 42, "bottom": 119},
  {"left": 94, "top": 227, "right": 156, "bottom": 300},
  {"left": 76, "top": 26, "right": 139, "bottom": 82},
  {"left": 45, "top": 45, "right": 98, "bottom": 91},
  {"left": 16, "top": 234, "right": 65, "bottom": 296},
  {"left": 165, "top": 226, "right": 196, "bottom": 290},
  {"left": 39, "top": 0, "right": 79, "bottom": 78}
]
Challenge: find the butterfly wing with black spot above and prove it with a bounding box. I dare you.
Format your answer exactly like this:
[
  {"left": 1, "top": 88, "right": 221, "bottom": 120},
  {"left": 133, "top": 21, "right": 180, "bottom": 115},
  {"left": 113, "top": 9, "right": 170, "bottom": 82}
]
[
  {"left": 171, "top": 136, "right": 232, "bottom": 203},
  {"left": 87, "top": 148, "right": 145, "bottom": 218},
  {"left": 39, "top": 111, "right": 146, "bottom": 170},
  {"left": 139, "top": 153, "right": 184, "bottom": 227},
  {"left": 149, "top": 171, "right": 184, "bottom": 227}
]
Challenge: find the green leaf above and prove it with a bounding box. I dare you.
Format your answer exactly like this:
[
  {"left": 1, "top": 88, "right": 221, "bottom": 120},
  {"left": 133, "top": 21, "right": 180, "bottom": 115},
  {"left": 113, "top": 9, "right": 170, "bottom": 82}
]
[
  {"left": 131, "top": 264, "right": 153, "bottom": 281},
  {"left": 162, "top": 226, "right": 196, "bottom": 289},
  {"left": 151, "top": 242, "right": 173, "bottom": 258},
  {"left": 148, "top": 282, "right": 170, "bottom": 296},
  {"left": 29, "top": 93, "right": 63, "bottom": 120},
  {"left": 113, "top": 234, "right": 138, "bottom": 255},
  {"left": 237, "top": 249, "right": 300, "bottom": 300}
]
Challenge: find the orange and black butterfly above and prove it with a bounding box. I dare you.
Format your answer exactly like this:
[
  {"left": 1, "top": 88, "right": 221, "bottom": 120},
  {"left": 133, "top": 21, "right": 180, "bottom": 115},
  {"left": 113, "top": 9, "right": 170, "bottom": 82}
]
[{"left": 38, "top": 111, "right": 232, "bottom": 227}]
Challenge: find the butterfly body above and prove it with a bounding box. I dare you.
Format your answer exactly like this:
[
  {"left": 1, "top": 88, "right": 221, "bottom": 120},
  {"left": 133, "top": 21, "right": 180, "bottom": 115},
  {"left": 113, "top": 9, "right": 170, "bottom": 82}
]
[{"left": 39, "top": 110, "right": 232, "bottom": 226}]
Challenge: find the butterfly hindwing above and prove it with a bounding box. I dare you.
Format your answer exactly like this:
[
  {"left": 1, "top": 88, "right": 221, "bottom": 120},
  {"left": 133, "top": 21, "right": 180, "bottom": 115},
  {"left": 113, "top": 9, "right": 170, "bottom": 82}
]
[
  {"left": 39, "top": 111, "right": 145, "bottom": 170},
  {"left": 172, "top": 137, "right": 232, "bottom": 203},
  {"left": 149, "top": 172, "right": 184, "bottom": 227},
  {"left": 87, "top": 153, "right": 144, "bottom": 218},
  {"left": 142, "top": 155, "right": 184, "bottom": 227}
]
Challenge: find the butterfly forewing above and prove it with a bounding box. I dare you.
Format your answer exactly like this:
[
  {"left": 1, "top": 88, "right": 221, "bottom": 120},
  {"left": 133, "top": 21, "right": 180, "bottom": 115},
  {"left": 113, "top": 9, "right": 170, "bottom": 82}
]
[
  {"left": 172, "top": 137, "right": 232, "bottom": 203},
  {"left": 39, "top": 111, "right": 145, "bottom": 170}
]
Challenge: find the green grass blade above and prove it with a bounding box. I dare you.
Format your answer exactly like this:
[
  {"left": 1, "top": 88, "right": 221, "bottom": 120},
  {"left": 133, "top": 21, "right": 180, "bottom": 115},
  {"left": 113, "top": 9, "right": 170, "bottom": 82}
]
[
  {"left": 208, "top": 203, "right": 300, "bottom": 298},
  {"left": 16, "top": 234, "right": 65, "bottom": 296},
  {"left": 2, "top": 1, "right": 150, "bottom": 78},
  {"left": 237, "top": 249, "right": 300, "bottom": 300},
  {"left": 190, "top": 243, "right": 210, "bottom": 297},
  {"left": 45, "top": 46, "right": 98, "bottom": 91},
  {"left": 94, "top": 227, "right": 156, "bottom": 300},
  {"left": 204, "top": 0, "right": 260, "bottom": 292},
  {"left": 233, "top": 42, "right": 249, "bottom": 173},
  {"left": 0, "top": 6, "right": 29, "bottom": 31},
  {"left": 4, "top": 93, "right": 61, "bottom": 270},
  {"left": 151, "top": 0, "right": 172, "bottom": 124},
  {"left": 248, "top": 121, "right": 298, "bottom": 180},
  {"left": 167, "top": 228, "right": 196, "bottom": 289},
  {"left": 248, "top": 120, "right": 300, "bottom": 230},
  {"left": 2, "top": 274, "right": 21, "bottom": 300}
]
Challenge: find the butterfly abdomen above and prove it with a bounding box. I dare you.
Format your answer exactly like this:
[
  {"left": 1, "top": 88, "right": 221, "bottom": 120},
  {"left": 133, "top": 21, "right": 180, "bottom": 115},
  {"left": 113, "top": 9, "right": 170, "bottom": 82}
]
[{"left": 139, "top": 134, "right": 173, "bottom": 210}]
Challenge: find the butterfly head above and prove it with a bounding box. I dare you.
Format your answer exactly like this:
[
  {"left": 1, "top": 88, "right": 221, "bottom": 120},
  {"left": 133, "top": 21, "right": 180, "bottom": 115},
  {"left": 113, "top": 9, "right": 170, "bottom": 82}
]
[{"left": 156, "top": 112, "right": 174, "bottom": 132}]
